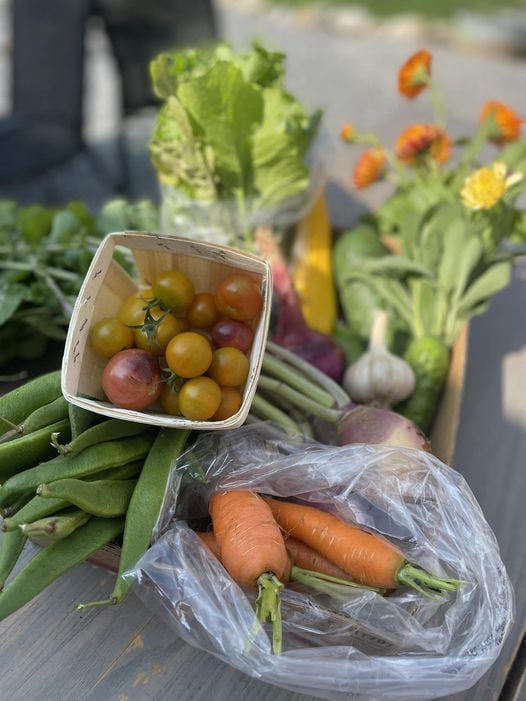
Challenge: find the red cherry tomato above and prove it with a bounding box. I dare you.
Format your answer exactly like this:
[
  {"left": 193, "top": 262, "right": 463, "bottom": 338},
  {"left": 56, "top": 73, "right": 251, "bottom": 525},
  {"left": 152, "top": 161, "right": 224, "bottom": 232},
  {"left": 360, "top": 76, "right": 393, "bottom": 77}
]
[
  {"left": 214, "top": 274, "right": 262, "bottom": 322},
  {"left": 211, "top": 319, "right": 254, "bottom": 353},
  {"left": 102, "top": 349, "right": 162, "bottom": 411}
]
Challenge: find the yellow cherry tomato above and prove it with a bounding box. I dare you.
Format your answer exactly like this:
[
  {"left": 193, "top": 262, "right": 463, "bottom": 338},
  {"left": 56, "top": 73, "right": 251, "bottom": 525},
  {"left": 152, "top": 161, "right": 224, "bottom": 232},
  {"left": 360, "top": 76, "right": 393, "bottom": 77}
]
[
  {"left": 208, "top": 347, "right": 249, "bottom": 387},
  {"left": 165, "top": 332, "right": 212, "bottom": 378},
  {"left": 160, "top": 384, "right": 181, "bottom": 415},
  {"left": 118, "top": 288, "right": 154, "bottom": 326},
  {"left": 90, "top": 318, "right": 134, "bottom": 358},
  {"left": 152, "top": 270, "right": 194, "bottom": 314},
  {"left": 187, "top": 293, "right": 220, "bottom": 329},
  {"left": 134, "top": 310, "right": 183, "bottom": 355},
  {"left": 179, "top": 377, "right": 222, "bottom": 421},
  {"left": 212, "top": 386, "right": 242, "bottom": 421}
]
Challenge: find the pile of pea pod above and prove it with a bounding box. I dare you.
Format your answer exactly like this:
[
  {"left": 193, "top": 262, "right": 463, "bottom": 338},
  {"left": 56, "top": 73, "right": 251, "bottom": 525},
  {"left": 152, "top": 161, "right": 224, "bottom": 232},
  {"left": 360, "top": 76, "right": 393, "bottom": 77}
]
[{"left": 0, "top": 370, "right": 189, "bottom": 620}]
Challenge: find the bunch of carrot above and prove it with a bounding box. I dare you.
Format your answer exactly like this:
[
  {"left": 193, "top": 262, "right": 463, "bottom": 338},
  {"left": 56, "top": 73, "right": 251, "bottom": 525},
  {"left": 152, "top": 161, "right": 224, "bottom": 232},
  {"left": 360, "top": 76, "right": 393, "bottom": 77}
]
[{"left": 202, "top": 490, "right": 462, "bottom": 654}]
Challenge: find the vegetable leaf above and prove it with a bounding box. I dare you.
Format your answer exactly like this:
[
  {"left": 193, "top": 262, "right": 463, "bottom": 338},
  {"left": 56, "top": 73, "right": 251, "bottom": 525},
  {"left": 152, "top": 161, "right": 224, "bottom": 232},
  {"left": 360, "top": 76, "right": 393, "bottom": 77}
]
[
  {"left": 0, "top": 283, "right": 26, "bottom": 324},
  {"left": 458, "top": 261, "right": 511, "bottom": 314}
]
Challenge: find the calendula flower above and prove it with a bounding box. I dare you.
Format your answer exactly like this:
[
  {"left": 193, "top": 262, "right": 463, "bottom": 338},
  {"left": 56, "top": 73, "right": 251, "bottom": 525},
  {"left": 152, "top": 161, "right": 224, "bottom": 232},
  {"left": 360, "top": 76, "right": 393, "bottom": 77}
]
[
  {"left": 461, "top": 162, "right": 523, "bottom": 210},
  {"left": 396, "top": 124, "right": 451, "bottom": 165},
  {"left": 353, "top": 148, "right": 387, "bottom": 189},
  {"left": 480, "top": 100, "right": 524, "bottom": 145},
  {"left": 398, "top": 50, "right": 432, "bottom": 99},
  {"left": 340, "top": 123, "right": 355, "bottom": 142}
]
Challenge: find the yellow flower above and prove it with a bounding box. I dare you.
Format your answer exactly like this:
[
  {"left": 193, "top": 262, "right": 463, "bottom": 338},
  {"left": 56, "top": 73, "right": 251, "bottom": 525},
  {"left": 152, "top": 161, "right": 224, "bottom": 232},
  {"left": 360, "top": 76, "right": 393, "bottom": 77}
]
[{"left": 460, "top": 162, "right": 523, "bottom": 210}]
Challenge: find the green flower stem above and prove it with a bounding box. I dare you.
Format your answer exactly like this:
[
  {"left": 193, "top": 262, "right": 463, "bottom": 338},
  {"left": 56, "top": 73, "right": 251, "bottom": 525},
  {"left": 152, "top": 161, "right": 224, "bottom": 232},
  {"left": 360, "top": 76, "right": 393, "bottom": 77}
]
[
  {"left": 255, "top": 573, "right": 283, "bottom": 655},
  {"left": 396, "top": 562, "right": 463, "bottom": 600},
  {"left": 257, "top": 375, "right": 341, "bottom": 424},
  {"left": 265, "top": 342, "right": 350, "bottom": 408},
  {"left": 428, "top": 78, "right": 446, "bottom": 128},
  {"left": 455, "top": 117, "right": 496, "bottom": 185},
  {"left": 251, "top": 394, "right": 302, "bottom": 434},
  {"left": 262, "top": 354, "right": 334, "bottom": 408}
]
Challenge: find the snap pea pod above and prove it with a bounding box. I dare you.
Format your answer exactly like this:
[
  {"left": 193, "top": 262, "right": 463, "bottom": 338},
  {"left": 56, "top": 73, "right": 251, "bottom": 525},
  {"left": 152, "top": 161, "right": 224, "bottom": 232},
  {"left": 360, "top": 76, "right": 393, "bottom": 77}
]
[
  {"left": 0, "top": 419, "right": 71, "bottom": 482},
  {"left": 3, "top": 496, "right": 70, "bottom": 532},
  {"left": 0, "top": 517, "right": 125, "bottom": 622},
  {"left": 22, "top": 396, "right": 69, "bottom": 435},
  {"left": 0, "top": 434, "right": 154, "bottom": 506},
  {"left": 93, "top": 461, "right": 142, "bottom": 482},
  {"left": 0, "top": 492, "right": 33, "bottom": 519},
  {"left": 20, "top": 509, "right": 91, "bottom": 542},
  {"left": 55, "top": 418, "right": 150, "bottom": 455},
  {"left": 38, "top": 479, "right": 137, "bottom": 518},
  {"left": 78, "top": 429, "right": 189, "bottom": 609},
  {"left": 0, "top": 371, "right": 62, "bottom": 435},
  {"left": 67, "top": 404, "right": 97, "bottom": 441},
  {"left": 0, "top": 530, "right": 27, "bottom": 590}
]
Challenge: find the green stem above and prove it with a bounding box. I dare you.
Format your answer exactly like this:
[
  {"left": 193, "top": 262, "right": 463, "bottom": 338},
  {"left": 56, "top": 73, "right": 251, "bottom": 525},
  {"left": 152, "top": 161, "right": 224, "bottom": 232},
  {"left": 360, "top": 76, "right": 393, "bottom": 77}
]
[
  {"left": 77, "top": 597, "right": 117, "bottom": 610},
  {"left": 291, "top": 565, "right": 384, "bottom": 594},
  {"left": 454, "top": 118, "right": 495, "bottom": 186},
  {"left": 257, "top": 375, "right": 341, "bottom": 424},
  {"left": 262, "top": 354, "right": 334, "bottom": 408},
  {"left": 396, "top": 562, "right": 463, "bottom": 600},
  {"left": 428, "top": 78, "right": 446, "bottom": 128},
  {"left": 255, "top": 573, "right": 283, "bottom": 655},
  {"left": 251, "top": 394, "right": 303, "bottom": 434},
  {"left": 265, "top": 342, "right": 350, "bottom": 408}
]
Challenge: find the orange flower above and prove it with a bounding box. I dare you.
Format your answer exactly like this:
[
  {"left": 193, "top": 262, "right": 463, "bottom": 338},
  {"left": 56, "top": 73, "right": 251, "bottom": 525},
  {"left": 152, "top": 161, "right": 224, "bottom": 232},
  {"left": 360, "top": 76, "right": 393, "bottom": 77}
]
[
  {"left": 398, "top": 50, "right": 432, "bottom": 99},
  {"left": 480, "top": 100, "right": 524, "bottom": 144},
  {"left": 340, "top": 123, "right": 355, "bottom": 142},
  {"left": 396, "top": 124, "right": 451, "bottom": 165},
  {"left": 353, "top": 148, "right": 387, "bottom": 189}
]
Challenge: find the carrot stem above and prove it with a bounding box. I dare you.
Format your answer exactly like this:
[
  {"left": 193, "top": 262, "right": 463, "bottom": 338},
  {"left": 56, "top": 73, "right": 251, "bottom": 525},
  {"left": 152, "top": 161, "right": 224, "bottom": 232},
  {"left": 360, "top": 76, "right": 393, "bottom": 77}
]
[
  {"left": 291, "top": 565, "right": 384, "bottom": 594},
  {"left": 397, "top": 563, "right": 463, "bottom": 600},
  {"left": 256, "top": 573, "right": 284, "bottom": 655}
]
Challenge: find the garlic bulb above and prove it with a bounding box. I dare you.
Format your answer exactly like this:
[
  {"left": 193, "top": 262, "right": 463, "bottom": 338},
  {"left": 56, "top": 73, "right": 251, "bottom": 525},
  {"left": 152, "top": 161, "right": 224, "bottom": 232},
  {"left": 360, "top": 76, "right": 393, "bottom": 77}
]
[{"left": 343, "top": 311, "right": 415, "bottom": 408}]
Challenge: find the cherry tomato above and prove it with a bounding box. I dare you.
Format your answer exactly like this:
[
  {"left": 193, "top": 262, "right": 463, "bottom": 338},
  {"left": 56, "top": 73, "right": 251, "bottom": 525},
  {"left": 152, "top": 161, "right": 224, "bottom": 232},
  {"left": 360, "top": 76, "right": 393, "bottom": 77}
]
[
  {"left": 90, "top": 318, "right": 134, "bottom": 358},
  {"left": 187, "top": 293, "right": 220, "bottom": 329},
  {"left": 208, "top": 347, "right": 249, "bottom": 387},
  {"left": 179, "top": 377, "right": 221, "bottom": 421},
  {"left": 214, "top": 273, "right": 262, "bottom": 322},
  {"left": 118, "top": 288, "right": 154, "bottom": 326},
  {"left": 160, "top": 384, "right": 181, "bottom": 415},
  {"left": 178, "top": 318, "right": 190, "bottom": 332},
  {"left": 152, "top": 270, "right": 194, "bottom": 314},
  {"left": 211, "top": 319, "right": 254, "bottom": 353},
  {"left": 134, "top": 309, "right": 183, "bottom": 355},
  {"left": 165, "top": 332, "right": 212, "bottom": 378},
  {"left": 212, "top": 386, "right": 242, "bottom": 421},
  {"left": 102, "top": 349, "right": 162, "bottom": 410}
]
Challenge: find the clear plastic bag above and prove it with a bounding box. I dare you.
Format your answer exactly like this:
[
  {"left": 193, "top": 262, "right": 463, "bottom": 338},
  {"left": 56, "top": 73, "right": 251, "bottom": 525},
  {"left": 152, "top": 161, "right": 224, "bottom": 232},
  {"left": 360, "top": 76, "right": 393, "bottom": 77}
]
[{"left": 128, "top": 424, "right": 514, "bottom": 701}]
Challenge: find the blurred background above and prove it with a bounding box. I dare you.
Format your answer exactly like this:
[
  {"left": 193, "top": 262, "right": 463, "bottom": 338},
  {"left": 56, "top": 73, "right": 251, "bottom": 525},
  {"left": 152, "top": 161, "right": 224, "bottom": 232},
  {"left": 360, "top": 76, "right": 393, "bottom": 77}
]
[{"left": 0, "top": 0, "right": 524, "bottom": 227}]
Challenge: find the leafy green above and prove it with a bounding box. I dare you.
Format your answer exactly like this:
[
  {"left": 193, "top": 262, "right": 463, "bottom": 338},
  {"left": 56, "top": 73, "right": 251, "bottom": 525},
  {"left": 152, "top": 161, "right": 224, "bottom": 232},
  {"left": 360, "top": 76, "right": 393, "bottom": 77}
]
[{"left": 149, "top": 42, "right": 321, "bottom": 238}]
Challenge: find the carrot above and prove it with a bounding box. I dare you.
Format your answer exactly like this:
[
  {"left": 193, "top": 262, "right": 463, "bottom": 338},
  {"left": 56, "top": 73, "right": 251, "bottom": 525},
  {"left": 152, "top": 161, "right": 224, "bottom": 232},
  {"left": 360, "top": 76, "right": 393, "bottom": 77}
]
[
  {"left": 265, "top": 497, "right": 462, "bottom": 598},
  {"left": 209, "top": 490, "right": 289, "bottom": 653},
  {"left": 196, "top": 530, "right": 383, "bottom": 597}
]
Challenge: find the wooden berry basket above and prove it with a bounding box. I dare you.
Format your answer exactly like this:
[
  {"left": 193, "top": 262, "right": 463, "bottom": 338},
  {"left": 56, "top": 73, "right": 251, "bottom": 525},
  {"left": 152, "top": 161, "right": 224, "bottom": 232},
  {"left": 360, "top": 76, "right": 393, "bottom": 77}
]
[{"left": 61, "top": 231, "right": 272, "bottom": 431}]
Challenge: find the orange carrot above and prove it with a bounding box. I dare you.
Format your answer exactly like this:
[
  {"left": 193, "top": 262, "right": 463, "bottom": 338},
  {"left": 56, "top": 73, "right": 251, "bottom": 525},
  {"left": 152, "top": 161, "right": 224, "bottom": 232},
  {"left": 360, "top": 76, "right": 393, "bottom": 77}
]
[
  {"left": 209, "top": 490, "right": 289, "bottom": 653},
  {"left": 197, "top": 531, "right": 221, "bottom": 559},
  {"left": 265, "top": 497, "right": 461, "bottom": 598},
  {"left": 285, "top": 536, "right": 355, "bottom": 582}
]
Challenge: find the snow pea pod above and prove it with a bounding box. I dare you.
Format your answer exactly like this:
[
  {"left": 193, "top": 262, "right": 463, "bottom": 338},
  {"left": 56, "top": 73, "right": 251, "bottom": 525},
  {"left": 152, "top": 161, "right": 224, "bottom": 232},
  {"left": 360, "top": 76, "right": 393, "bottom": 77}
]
[
  {"left": 38, "top": 478, "right": 137, "bottom": 518},
  {"left": 22, "top": 396, "right": 69, "bottom": 435},
  {"left": 20, "top": 509, "right": 91, "bottom": 543},
  {"left": 0, "top": 530, "right": 26, "bottom": 590},
  {"left": 0, "top": 517, "right": 124, "bottom": 622},
  {"left": 0, "top": 371, "right": 62, "bottom": 435},
  {"left": 2, "top": 496, "right": 70, "bottom": 532},
  {"left": 78, "top": 429, "right": 189, "bottom": 609},
  {"left": 0, "top": 434, "right": 154, "bottom": 506},
  {"left": 55, "top": 418, "right": 150, "bottom": 455},
  {"left": 0, "top": 419, "right": 71, "bottom": 482}
]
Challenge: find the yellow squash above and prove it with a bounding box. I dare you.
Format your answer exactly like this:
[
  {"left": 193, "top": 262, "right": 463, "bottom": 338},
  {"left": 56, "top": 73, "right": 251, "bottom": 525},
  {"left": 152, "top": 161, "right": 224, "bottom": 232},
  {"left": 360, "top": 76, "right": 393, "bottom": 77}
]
[{"left": 292, "top": 192, "right": 337, "bottom": 335}]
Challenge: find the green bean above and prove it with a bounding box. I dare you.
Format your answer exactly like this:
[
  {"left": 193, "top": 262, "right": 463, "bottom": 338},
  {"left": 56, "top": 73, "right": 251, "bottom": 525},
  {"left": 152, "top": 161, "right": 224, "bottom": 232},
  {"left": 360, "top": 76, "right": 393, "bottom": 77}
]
[
  {"left": 54, "top": 418, "right": 149, "bottom": 455},
  {"left": 20, "top": 509, "right": 91, "bottom": 543},
  {"left": 38, "top": 479, "right": 137, "bottom": 518},
  {"left": 0, "top": 530, "right": 27, "bottom": 590},
  {"left": 0, "top": 371, "right": 61, "bottom": 435},
  {"left": 0, "top": 434, "right": 154, "bottom": 506},
  {"left": 67, "top": 403, "right": 97, "bottom": 441},
  {"left": 78, "top": 429, "right": 189, "bottom": 609},
  {"left": 0, "top": 517, "right": 124, "bottom": 622},
  {"left": 22, "top": 396, "right": 69, "bottom": 435},
  {"left": 3, "top": 496, "right": 70, "bottom": 532},
  {"left": 0, "top": 419, "right": 71, "bottom": 482}
]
